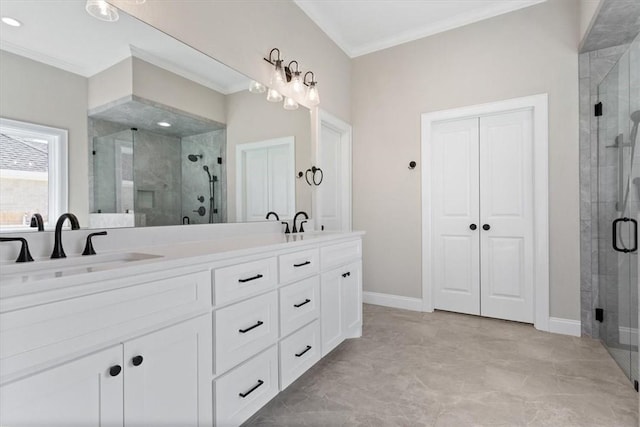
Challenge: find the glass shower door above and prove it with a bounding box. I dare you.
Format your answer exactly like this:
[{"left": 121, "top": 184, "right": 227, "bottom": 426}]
[
  {"left": 93, "top": 129, "right": 135, "bottom": 214},
  {"left": 597, "top": 34, "right": 639, "bottom": 388}
]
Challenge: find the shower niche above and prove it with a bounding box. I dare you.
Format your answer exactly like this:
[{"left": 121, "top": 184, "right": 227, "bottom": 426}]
[{"left": 90, "top": 97, "right": 227, "bottom": 228}]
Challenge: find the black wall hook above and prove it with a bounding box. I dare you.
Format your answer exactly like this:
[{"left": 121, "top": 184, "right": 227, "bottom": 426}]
[{"left": 408, "top": 161, "right": 417, "bottom": 170}]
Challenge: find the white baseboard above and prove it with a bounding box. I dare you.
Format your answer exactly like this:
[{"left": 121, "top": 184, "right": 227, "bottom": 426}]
[
  {"left": 548, "top": 317, "right": 581, "bottom": 337},
  {"left": 363, "top": 291, "right": 423, "bottom": 312},
  {"left": 619, "top": 326, "right": 639, "bottom": 346}
]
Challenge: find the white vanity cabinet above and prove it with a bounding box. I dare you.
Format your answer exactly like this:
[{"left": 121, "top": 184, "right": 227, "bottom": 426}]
[
  {"left": 0, "top": 315, "right": 211, "bottom": 427},
  {"left": 0, "top": 345, "right": 124, "bottom": 427},
  {"left": 320, "top": 243, "right": 363, "bottom": 357},
  {"left": 0, "top": 231, "right": 363, "bottom": 427}
]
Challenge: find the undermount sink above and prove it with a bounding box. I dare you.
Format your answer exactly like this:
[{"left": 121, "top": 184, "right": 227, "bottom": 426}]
[{"left": 0, "top": 252, "right": 163, "bottom": 285}]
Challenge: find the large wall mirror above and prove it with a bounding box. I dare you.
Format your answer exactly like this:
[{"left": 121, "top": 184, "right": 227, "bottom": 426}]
[{"left": 0, "top": 1, "right": 312, "bottom": 231}]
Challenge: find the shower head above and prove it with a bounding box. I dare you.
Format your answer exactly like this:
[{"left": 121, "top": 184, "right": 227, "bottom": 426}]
[
  {"left": 203, "top": 165, "right": 212, "bottom": 181},
  {"left": 187, "top": 154, "right": 202, "bottom": 162}
]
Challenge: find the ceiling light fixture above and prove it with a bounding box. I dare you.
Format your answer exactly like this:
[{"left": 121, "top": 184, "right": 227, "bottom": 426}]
[
  {"left": 288, "top": 61, "right": 304, "bottom": 95},
  {"left": 265, "top": 48, "right": 286, "bottom": 88},
  {"left": 85, "top": 0, "right": 119, "bottom": 22},
  {"left": 1, "top": 17, "right": 22, "bottom": 27},
  {"left": 157, "top": 121, "right": 171, "bottom": 127}
]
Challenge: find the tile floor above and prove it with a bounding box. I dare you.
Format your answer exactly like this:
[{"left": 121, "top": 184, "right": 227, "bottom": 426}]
[{"left": 245, "top": 304, "right": 639, "bottom": 426}]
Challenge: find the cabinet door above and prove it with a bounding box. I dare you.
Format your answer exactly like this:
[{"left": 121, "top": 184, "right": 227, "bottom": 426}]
[
  {"left": 320, "top": 268, "right": 343, "bottom": 357},
  {"left": 0, "top": 345, "right": 123, "bottom": 427},
  {"left": 123, "top": 314, "right": 212, "bottom": 427},
  {"left": 341, "top": 261, "right": 362, "bottom": 336}
]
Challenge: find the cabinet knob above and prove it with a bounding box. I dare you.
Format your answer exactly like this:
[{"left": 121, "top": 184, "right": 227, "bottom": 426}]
[
  {"left": 469, "top": 224, "right": 477, "bottom": 230},
  {"left": 482, "top": 224, "right": 491, "bottom": 231},
  {"left": 132, "top": 355, "right": 144, "bottom": 366},
  {"left": 109, "top": 365, "right": 122, "bottom": 377}
]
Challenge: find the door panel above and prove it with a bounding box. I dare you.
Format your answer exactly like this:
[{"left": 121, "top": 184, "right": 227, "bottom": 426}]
[
  {"left": 0, "top": 345, "right": 123, "bottom": 427},
  {"left": 321, "top": 268, "right": 343, "bottom": 356},
  {"left": 124, "top": 315, "right": 212, "bottom": 427},
  {"left": 431, "top": 118, "right": 480, "bottom": 315},
  {"left": 318, "top": 124, "right": 342, "bottom": 231},
  {"left": 341, "top": 261, "right": 362, "bottom": 333},
  {"left": 480, "top": 110, "right": 534, "bottom": 322}
]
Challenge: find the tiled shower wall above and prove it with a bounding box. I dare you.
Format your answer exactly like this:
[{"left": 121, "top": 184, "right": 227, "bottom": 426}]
[{"left": 579, "top": 43, "right": 630, "bottom": 337}]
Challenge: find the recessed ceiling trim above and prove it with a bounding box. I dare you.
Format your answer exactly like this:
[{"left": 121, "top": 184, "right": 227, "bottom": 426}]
[{"left": 294, "top": 0, "right": 547, "bottom": 58}]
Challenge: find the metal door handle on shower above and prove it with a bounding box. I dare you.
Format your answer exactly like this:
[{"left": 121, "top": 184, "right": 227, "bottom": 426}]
[{"left": 612, "top": 217, "right": 638, "bottom": 253}]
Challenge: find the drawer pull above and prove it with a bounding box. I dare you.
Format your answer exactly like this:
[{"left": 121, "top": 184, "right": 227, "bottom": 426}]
[
  {"left": 294, "top": 298, "right": 311, "bottom": 308},
  {"left": 238, "top": 273, "right": 263, "bottom": 283},
  {"left": 239, "top": 379, "right": 264, "bottom": 398},
  {"left": 239, "top": 320, "right": 264, "bottom": 333},
  {"left": 342, "top": 272, "right": 351, "bottom": 278},
  {"left": 295, "top": 345, "right": 312, "bottom": 357},
  {"left": 293, "top": 260, "right": 311, "bottom": 268}
]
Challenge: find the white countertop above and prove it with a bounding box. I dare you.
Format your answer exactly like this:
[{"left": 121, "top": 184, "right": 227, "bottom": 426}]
[{"left": 0, "top": 231, "right": 364, "bottom": 307}]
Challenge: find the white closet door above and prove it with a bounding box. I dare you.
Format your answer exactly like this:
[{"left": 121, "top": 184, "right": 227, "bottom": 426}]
[
  {"left": 317, "top": 124, "right": 342, "bottom": 231},
  {"left": 431, "top": 118, "right": 481, "bottom": 315},
  {"left": 479, "top": 110, "right": 534, "bottom": 323}
]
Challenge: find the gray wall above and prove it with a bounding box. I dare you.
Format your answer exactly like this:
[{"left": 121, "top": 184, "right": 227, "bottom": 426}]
[
  {"left": 351, "top": 0, "right": 581, "bottom": 320},
  {"left": 0, "top": 50, "right": 89, "bottom": 225}
]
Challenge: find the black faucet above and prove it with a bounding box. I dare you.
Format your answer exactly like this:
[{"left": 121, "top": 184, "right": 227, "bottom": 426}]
[
  {"left": 0, "top": 237, "right": 34, "bottom": 262},
  {"left": 265, "top": 211, "right": 280, "bottom": 221},
  {"left": 82, "top": 231, "right": 107, "bottom": 256},
  {"left": 30, "top": 213, "right": 44, "bottom": 231},
  {"left": 51, "top": 213, "right": 80, "bottom": 259},
  {"left": 292, "top": 211, "right": 309, "bottom": 233}
]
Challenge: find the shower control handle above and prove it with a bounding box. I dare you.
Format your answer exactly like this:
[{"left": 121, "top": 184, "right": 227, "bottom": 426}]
[
  {"left": 482, "top": 224, "right": 491, "bottom": 231},
  {"left": 469, "top": 224, "right": 477, "bottom": 230}
]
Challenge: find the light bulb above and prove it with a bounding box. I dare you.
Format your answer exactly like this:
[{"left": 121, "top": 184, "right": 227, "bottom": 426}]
[
  {"left": 306, "top": 82, "right": 320, "bottom": 106},
  {"left": 283, "top": 97, "right": 299, "bottom": 110},
  {"left": 85, "top": 0, "right": 119, "bottom": 22},
  {"left": 249, "top": 80, "right": 266, "bottom": 94},
  {"left": 270, "top": 59, "right": 286, "bottom": 88},
  {"left": 290, "top": 71, "right": 304, "bottom": 94},
  {"left": 266, "top": 88, "right": 283, "bottom": 102}
]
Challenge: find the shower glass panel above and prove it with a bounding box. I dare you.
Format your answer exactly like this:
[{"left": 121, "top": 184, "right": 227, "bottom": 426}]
[
  {"left": 597, "top": 34, "right": 639, "bottom": 387},
  {"left": 93, "top": 129, "right": 135, "bottom": 214}
]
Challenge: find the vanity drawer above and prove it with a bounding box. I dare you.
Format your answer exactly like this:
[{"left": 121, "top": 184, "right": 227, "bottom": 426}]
[
  {"left": 320, "top": 240, "right": 362, "bottom": 271},
  {"left": 214, "top": 291, "right": 278, "bottom": 375},
  {"left": 214, "top": 257, "right": 277, "bottom": 306},
  {"left": 279, "top": 248, "right": 319, "bottom": 284},
  {"left": 279, "top": 276, "right": 320, "bottom": 338},
  {"left": 214, "top": 345, "right": 279, "bottom": 427},
  {"left": 279, "top": 320, "right": 321, "bottom": 390}
]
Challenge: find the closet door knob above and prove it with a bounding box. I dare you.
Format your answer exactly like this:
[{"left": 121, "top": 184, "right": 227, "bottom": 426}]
[
  {"left": 109, "top": 365, "right": 122, "bottom": 377},
  {"left": 469, "top": 224, "right": 477, "bottom": 230},
  {"left": 132, "top": 355, "right": 144, "bottom": 366},
  {"left": 482, "top": 224, "right": 491, "bottom": 231}
]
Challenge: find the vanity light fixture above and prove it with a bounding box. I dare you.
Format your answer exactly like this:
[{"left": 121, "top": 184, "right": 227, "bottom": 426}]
[
  {"left": 288, "top": 61, "right": 304, "bottom": 95},
  {"left": 249, "top": 80, "right": 266, "bottom": 94},
  {"left": 265, "top": 48, "right": 286, "bottom": 88},
  {"left": 304, "top": 72, "right": 320, "bottom": 106},
  {"left": 283, "top": 97, "right": 299, "bottom": 111},
  {"left": 85, "top": 0, "right": 119, "bottom": 22},
  {"left": 1, "top": 17, "right": 22, "bottom": 27},
  {"left": 157, "top": 121, "right": 172, "bottom": 127},
  {"left": 266, "top": 88, "right": 283, "bottom": 103}
]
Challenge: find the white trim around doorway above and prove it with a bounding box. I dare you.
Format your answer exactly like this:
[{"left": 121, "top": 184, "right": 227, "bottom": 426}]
[{"left": 420, "top": 93, "right": 550, "bottom": 332}]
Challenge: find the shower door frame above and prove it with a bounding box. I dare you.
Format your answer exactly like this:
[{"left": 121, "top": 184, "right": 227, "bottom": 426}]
[{"left": 421, "top": 93, "right": 552, "bottom": 333}]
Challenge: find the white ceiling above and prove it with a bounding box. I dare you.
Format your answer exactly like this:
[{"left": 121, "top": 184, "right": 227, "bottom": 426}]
[
  {"left": 294, "top": 0, "right": 547, "bottom": 58},
  {"left": 0, "top": 1, "right": 249, "bottom": 94}
]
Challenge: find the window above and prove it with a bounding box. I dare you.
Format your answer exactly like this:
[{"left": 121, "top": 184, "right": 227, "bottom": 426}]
[{"left": 0, "top": 118, "right": 68, "bottom": 231}]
